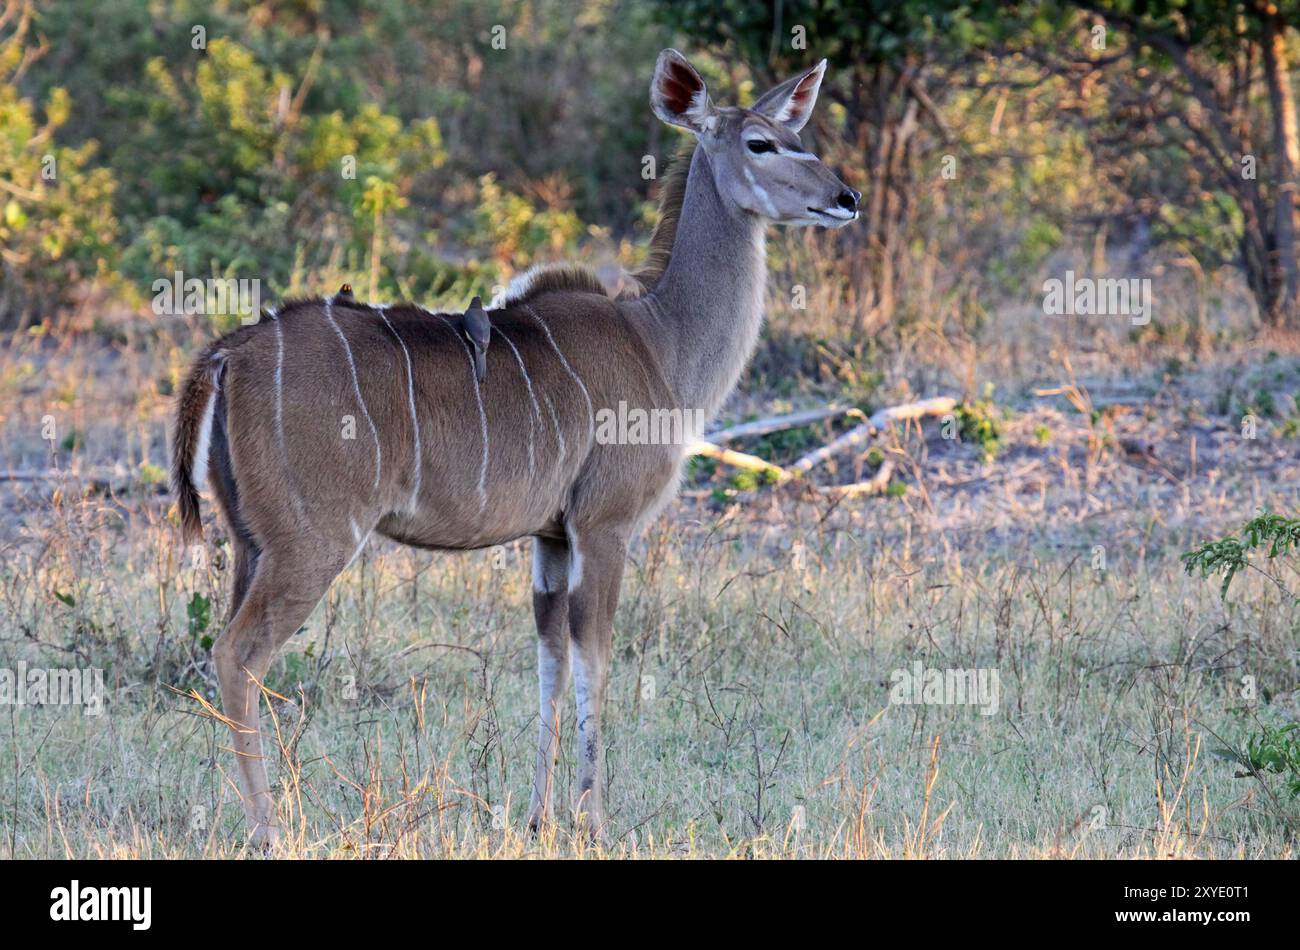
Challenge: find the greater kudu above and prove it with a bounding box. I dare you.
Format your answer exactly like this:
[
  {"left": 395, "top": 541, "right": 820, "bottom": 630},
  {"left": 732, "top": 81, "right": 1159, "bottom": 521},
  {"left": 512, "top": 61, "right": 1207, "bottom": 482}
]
[{"left": 171, "top": 48, "right": 857, "bottom": 846}]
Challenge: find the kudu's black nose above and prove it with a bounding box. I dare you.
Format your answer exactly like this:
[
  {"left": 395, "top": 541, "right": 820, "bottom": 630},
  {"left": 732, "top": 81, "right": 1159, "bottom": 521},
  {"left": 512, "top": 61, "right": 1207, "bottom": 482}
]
[{"left": 837, "top": 189, "right": 860, "bottom": 213}]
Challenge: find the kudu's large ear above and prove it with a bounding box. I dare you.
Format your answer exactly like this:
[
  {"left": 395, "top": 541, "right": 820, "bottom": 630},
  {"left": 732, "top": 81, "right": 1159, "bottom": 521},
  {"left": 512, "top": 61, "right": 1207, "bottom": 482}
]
[
  {"left": 650, "top": 49, "right": 717, "bottom": 135},
  {"left": 752, "top": 59, "right": 827, "bottom": 132}
]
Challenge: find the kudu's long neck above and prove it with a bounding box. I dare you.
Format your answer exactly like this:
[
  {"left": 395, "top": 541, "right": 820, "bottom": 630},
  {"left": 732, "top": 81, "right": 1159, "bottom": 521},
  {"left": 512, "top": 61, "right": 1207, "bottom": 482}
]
[{"left": 647, "top": 146, "right": 767, "bottom": 422}]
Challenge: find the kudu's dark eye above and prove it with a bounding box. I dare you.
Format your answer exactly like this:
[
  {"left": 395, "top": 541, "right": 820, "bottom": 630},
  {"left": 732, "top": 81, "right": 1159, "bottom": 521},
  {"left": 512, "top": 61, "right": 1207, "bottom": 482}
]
[{"left": 746, "top": 139, "right": 775, "bottom": 154}]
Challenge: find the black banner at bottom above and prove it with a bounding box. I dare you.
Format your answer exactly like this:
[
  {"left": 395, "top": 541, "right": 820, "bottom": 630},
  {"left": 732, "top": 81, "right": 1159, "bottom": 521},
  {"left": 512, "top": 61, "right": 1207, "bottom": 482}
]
[{"left": 5, "top": 858, "right": 1284, "bottom": 937}]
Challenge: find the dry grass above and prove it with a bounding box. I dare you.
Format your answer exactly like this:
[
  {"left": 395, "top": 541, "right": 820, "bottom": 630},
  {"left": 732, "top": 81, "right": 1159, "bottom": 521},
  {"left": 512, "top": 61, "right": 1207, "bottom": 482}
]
[{"left": 1, "top": 301, "right": 1298, "bottom": 860}]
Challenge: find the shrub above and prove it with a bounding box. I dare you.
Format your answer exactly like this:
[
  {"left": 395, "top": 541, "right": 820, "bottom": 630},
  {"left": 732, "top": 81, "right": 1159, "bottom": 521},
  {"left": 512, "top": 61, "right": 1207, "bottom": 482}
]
[{"left": 0, "top": 14, "right": 117, "bottom": 326}]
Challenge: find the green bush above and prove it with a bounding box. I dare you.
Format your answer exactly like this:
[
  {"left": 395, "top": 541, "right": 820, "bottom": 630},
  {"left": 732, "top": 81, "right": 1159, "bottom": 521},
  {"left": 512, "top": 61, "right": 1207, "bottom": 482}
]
[
  {"left": 109, "top": 38, "right": 448, "bottom": 302},
  {"left": 0, "top": 20, "right": 118, "bottom": 325},
  {"left": 1182, "top": 511, "right": 1300, "bottom": 601}
]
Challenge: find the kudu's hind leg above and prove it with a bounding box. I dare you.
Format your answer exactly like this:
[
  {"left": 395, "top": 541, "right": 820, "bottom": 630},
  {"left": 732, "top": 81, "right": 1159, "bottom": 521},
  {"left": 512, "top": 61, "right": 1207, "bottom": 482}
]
[
  {"left": 227, "top": 534, "right": 260, "bottom": 620},
  {"left": 565, "top": 529, "right": 627, "bottom": 839},
  {"left": 213, "top": 545, "right": 345, "bottom": 847},
  {"left": 527, "top": 536, "right": 571, "bottom": 832}
]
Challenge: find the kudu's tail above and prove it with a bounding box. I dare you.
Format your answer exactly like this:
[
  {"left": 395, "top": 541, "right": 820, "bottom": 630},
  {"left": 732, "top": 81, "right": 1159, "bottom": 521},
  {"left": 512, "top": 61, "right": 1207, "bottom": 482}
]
[{"left": 171, "top": 347, "right": 224, "bottom": 545}]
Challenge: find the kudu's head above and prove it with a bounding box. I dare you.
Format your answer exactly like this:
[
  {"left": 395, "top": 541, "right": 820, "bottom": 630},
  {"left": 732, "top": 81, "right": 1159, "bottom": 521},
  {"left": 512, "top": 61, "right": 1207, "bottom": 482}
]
[{"left": 650, "top": 48, "right": 858, "bottom": 228}]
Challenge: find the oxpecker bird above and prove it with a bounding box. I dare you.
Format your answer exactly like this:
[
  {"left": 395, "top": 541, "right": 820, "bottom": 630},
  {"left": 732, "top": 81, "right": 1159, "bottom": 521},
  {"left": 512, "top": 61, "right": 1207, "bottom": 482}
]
[{"left": 463, "top": 295, "right": 490, "bottom": 382}]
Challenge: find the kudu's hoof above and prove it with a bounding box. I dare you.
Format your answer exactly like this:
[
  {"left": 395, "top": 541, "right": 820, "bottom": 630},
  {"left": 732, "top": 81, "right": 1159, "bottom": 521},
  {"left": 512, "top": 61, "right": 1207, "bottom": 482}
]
[{"left": 248, "top": 822, "right": 282, "bottom": 853}]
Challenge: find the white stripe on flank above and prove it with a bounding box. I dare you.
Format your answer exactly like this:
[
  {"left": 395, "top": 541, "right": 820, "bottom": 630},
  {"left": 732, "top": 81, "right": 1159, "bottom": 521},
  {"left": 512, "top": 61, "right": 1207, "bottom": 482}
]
[
  {"left": 191, "top": 361, "right": 221, "bottom": 491},
  {"left": 345, "top": 529, "right": 372, "bottom": 569},
  {"left": 543, "top": 394, "right": 566, "bottom": 467},
  {"left": 324, "top": 300, "right": 383, "bottom": 494},
  {"left": 434, "top": 312, "right": 490, "bottom": 511},
  {"left": 498, "top": 329, "right": 538, "bottom": 478},
  {"left": 272, "top": 313, "right": 285, "bottom": 450},
  {"left": 521, "top": 305, "right": 594, "bottom": 443},
  {"left": 378, "top": 311, "right": 422, "bottom": 510},
  {"left": 266, "top": 308, "right": 326, "bottom": 542}
]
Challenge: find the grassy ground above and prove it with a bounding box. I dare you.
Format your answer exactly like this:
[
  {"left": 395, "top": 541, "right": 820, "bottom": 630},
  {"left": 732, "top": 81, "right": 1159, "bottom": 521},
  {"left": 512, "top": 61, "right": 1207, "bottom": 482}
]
[
  {"left": 2, "top": 498, "right": 1297, "bottom": 858},
  {"left": 1, "top": 303, "right": 1298, "bottom": 859}
]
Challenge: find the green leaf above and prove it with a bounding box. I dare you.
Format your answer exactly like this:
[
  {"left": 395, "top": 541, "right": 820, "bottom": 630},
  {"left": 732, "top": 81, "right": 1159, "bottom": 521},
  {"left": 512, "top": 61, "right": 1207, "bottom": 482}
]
[
  {"left": 187, "top": 591, "right": 211, "bottom": 636},
  {"left": 4, "top": 200, "right": 28, "bottom": 230}
]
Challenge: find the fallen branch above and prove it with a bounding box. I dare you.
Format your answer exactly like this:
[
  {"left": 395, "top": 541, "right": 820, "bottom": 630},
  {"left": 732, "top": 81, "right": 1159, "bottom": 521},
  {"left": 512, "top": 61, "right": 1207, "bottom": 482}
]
[
  {"left": 705, "top": 404, "right": 858, "bottom": 442},
  {"left": 791, "top": 396, "right": 956, "bottom": 474},
  {"left": 689, "top": 442, "right": 792, "bottom": 482},
  {"left": 818, "top": 460, "right": 896, "bottom": 498},
  {"left": 690, "top": 396, "right": 957, "bottom": 486}
]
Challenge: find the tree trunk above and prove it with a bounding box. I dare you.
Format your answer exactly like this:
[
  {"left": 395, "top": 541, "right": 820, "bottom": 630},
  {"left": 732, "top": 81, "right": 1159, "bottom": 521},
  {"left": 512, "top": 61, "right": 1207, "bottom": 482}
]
[
  {"left": 850, "top": 64, "right": 923, "bottom": 336},
  {"left": 1261, "top": 12, "right": 1300, "bottom": 326}
]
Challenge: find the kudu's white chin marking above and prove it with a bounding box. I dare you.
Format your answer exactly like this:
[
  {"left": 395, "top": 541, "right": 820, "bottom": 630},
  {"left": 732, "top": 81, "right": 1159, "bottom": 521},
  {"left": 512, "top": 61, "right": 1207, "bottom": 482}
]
[
  {"left": 377, "top": 311, "right": 423, "bottom": 511},
  {"left": 324, "top": 300, "right": 383, "bottom": 494},
  {"left": 522, "top": 305, "right": 595, "bottom": 446},
  {"left": 433, "top": 312, "right": 490, "bottom": 512},
  {"left": 497, "top": 329, "right": 539, "bottom": 478},
  {"left": 812, "top": 207, "right": 856, "bottom": 223}
]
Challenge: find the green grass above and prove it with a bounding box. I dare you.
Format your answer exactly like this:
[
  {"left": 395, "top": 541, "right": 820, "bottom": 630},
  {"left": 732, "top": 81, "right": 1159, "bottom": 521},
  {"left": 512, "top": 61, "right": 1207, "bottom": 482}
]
[{"left": 2, "top": 498, "right": 1297, "bottom": 859}]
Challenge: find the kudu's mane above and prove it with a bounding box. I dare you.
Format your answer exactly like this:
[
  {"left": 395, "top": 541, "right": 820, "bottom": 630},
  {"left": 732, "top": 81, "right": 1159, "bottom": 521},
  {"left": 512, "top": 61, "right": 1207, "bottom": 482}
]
[
  {"left": 501, "top": 142, "right": 694, "bottom": 305},
  {"left": 497, "top": 263, "right": 610, "bottom": 306},
  {"left": 620, "top": 143, "right": 694, "bottom": 300}
]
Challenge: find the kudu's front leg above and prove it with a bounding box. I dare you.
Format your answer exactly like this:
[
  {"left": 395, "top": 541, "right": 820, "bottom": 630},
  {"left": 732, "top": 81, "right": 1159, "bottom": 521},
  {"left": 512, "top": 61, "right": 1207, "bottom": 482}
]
[
  {"left": 528, "top": 536, "right": 571, "bottom": 831},
  {"left": 565, "top": 528, "right": 627, "bottom": 839}
]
